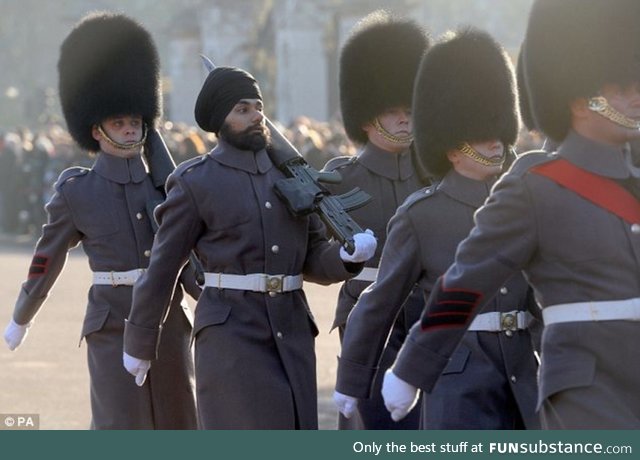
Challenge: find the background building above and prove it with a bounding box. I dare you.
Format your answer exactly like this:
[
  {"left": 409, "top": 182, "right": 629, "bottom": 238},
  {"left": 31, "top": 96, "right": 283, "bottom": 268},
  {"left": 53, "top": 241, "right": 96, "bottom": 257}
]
[{"left": 0, "top": 0, "right": 533, "bottom": 128}]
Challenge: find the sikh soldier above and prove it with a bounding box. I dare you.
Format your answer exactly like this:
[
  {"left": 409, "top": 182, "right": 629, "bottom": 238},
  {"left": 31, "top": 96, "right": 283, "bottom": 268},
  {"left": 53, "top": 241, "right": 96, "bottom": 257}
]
[
  {"left": 122, "top": 66, "right": 377, "bottom": 429},
  {"left": 384, "top": 0, "right": 640, "bottom": 429},
  {"left": 324, "top": 10, "right": 430, "bottom": 430},
  {"left": 337, "top": 28, "right": 540, "bottom": 429},
  {"left": 2, "top": 13, "right": 198, "bottom": 429}
]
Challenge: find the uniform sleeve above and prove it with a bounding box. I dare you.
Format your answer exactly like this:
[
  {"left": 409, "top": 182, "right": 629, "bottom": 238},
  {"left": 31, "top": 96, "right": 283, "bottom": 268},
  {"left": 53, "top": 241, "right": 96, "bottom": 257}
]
[
  {"left": 13, "top": 189, "right": 82, "bottom": 325},
  {"left": 335, "top": 207, "right": 423, "bottom": 398},
  {"left": 124, "top": 173, "right": 204, "bottom": 359},
  {"left": 393, "top": 172, "right": 538, "bottom": 391}
]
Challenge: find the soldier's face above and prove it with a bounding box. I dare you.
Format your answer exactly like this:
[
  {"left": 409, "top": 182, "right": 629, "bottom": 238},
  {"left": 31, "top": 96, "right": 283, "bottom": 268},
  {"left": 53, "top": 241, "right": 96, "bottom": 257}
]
[
  {"left": 449, "top": 140, "right": 504, "bottom": 181},
  {"left": 363, "top": 106, "right": 412, "bottom": 154},
  {"left": 220, "top": 99, "right": 269, "bottom": 151},
  {"left": 92, "top": 115, "right": 144, "bottom": 157},
  {"left": 598, "top": 82, "right": 640, "bottom": 143}
]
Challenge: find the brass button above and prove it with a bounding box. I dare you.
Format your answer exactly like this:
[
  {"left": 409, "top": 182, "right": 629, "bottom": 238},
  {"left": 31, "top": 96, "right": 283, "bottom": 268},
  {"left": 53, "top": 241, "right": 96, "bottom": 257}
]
[
  {"left": 271, "top": 245, "right": 280, "bottom": 254},
  {"left": 144, "top": 250, "right": 151, "bottom": 257},
  {"left": 265, "top": 201, "right": 272, "bottom": 209},
  {"left": 500, "top": 286, "right": 508, "bottom": 295},
  {"left": 136, "top": 212, "right": 143, "bottom": 220},
  {"left": 631, "top": 223, "right": 640, "bottom": 234}
]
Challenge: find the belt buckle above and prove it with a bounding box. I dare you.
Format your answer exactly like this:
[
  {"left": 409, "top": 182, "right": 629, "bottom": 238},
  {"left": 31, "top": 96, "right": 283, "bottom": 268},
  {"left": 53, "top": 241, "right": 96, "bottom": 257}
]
[
  {"left": 500, "top": 312, "right": 518, "bottom": 335},
  {"left": 265, "top": 275, "right": 284, "bottom": 293}
]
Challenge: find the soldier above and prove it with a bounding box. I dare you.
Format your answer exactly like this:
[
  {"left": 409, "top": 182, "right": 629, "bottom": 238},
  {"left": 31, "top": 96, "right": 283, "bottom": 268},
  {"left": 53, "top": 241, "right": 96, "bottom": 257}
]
[
  {"left": 122, "top": 66, "right": 377, "bottom": 429},
  {"left": 325, "top": 11, "right": 430, "bottom": 430},
  {"left": 2, "top": 13, "right": 198, "bottom": 429},
  {"left": 384, "top": 0, "right": 640, "bottom": 429},
  {"left": 336, "top": 28, "right": 540, "bottom": 429}
]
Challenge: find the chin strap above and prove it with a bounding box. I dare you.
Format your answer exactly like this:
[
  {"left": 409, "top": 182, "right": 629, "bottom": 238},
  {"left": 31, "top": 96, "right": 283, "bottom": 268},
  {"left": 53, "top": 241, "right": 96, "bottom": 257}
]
[
  {"left": 96, "top": 124, "right": 148, "bottom": 151},
  {"left": 588, "top": 96, "right": 640, "bottom": 130},
  {"left": 458, "top": 142, "right": 506, "bottom": 167},
  {"left": 372, "top": 118, "right": 413, "bottom": 145}
]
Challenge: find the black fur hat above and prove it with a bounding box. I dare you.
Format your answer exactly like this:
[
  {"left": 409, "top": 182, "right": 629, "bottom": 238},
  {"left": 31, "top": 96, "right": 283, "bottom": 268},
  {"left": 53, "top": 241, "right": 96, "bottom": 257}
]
[
  {"left": 58, "top": 12, "right": 162, "bottom": 152},
  {"left": 516, "top": 46, "right": 536, "bottom": 132},
  {"left": 413, "top": 28, "right": 519, "bottom": 178},
  {"left": 339, "top": 10, "right": 429, "bottom": 145},
  {"left": 523, "top": 0, "right": 640, "bottom": 143}
]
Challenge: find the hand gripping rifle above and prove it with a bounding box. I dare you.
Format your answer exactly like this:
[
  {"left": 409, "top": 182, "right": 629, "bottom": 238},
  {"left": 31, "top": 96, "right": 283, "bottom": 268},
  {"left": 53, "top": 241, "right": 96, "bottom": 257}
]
[
  {"left": 144, "top": 127, "right": 205, "bottom": 284},
  {"left": 200, "top": 55, "right": 372, "bottom": 254}
]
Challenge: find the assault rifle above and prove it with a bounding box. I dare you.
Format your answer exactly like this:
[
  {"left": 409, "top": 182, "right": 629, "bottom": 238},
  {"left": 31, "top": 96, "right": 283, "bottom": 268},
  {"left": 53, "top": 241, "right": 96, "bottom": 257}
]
[
  {"left": 144, "top": 127, "right": 205, "bottom": 284},
  {"left": 200, "top": 55, "right": 372, "bottom": 254}
]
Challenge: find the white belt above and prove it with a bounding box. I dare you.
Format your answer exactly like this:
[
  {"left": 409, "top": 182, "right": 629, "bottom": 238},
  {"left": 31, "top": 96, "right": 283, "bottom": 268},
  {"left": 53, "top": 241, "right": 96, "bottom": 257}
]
[
  {"left": 203, "top": 272, "right": 303, "bottom": 294},
  {"left": 92, "top": 269, "right": 146, "bottom": 286},
  {"left": 467, "top": 310, "right": 533, "bottom": 333},
  {"left": 543, "top": 298, "right": 640, "bottom": 325},
  {"left": 351, "top": 267, "right": 378, "bottom": 282}
]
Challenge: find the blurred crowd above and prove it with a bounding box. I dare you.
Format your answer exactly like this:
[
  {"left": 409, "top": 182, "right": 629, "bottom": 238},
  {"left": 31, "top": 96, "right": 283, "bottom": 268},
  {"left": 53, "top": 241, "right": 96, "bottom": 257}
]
[{"left": 0, "top": 116, "right": 541, "bottom": 237}]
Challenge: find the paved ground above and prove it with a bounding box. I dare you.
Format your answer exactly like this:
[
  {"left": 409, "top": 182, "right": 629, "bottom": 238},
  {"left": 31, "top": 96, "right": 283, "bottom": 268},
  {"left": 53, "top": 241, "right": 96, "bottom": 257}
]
[{"left": 0, "top": 235, "right": 343, "bottom": 429}]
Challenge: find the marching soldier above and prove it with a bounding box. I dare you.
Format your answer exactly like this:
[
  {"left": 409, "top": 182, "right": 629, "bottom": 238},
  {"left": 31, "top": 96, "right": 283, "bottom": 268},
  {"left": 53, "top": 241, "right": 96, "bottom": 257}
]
[
  {"left": 2, "top": 13, "right": 198, "bottom": 429},
  {"left": 384, "top": 0, "right": 640, "bottom": 429},
  {"left": 326, "top": 10, "right": 430, "bottom": 430},
  {"left": 122, "top": 66, "right": 377, "bottom": 429},
  {"left": 337, "top": 28, "right": 540, "bottom": 429}
]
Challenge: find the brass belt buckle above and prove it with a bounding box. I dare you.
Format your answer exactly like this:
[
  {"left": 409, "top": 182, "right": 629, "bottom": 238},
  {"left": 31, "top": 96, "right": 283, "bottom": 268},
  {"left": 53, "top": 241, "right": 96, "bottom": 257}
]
[
  {"left": 500, "top": 312, "right": 518, "bottom": 336},
  {"left": 265, "top": 275, "right": 283, "bottom": 294}
]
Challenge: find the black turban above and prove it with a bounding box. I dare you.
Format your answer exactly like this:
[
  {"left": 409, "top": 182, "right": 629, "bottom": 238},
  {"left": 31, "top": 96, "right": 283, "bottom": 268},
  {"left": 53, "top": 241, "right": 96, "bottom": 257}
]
[{"left": 194, "top": 67, "right": 262, "bottom": 134}]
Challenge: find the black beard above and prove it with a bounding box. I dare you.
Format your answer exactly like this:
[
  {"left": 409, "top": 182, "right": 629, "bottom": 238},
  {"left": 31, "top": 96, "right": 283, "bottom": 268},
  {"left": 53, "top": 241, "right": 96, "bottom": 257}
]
[{"left": 219, "top": 123, "right": 271, "bottom": 152}]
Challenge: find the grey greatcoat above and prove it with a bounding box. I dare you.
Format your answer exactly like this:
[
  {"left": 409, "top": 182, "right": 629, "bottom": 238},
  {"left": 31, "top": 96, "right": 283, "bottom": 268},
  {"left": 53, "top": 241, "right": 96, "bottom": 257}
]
[
  {"left": 124, "top": 139, "right": 360, "bottom": 430},
  {"left": 324, "top": 142, "right": 425, "bottom": 429},
  {"left": 12, "top": 152, "right": 198, "bottom": 429},
  {"left": 394, "top": 131, "right": 640, "bottom": 429},
  {"left": 337, "top": 169, "right": 540, "bottom": 429}
]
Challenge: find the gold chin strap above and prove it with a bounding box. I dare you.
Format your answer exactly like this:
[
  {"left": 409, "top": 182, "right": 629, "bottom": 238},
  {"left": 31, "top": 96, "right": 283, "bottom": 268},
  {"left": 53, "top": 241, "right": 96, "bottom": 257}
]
[
  {"left": 372, "top": 118, "right": 413, "bottom": 145},
  {"left": 588, "top": 96, "right": 640, "bottom": 130},
  {"left": 97, "top": 124, "right": 148, "bottom": 151},
  {"left": 459, "top": 142, "right": 506, "bottom": 167}
]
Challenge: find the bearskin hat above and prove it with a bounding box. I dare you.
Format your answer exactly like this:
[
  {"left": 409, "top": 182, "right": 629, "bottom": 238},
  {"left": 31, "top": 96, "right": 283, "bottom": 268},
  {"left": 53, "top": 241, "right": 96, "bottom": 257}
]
[
  {"left": 516, "top": 46, "right": 536, "bottom": 132},
  {"left": 523, "top": 0, "right": 640, "bottom": 143},
  {"left": 413, "top": 28, "right": 519, "bottom": 178},
  {"left": 58, "top": 12, "right": 162, "bottom": 152},
  {"left": 339, "top": 10, "right": 429, "bottom": 145}
]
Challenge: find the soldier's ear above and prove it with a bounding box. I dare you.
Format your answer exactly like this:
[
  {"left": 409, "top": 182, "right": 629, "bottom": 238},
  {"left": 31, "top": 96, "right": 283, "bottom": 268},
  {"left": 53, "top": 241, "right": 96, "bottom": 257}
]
[
  {"left": 91, "top": 125, "right": 102, "bottom": 142},
  {"left": 570, "top": 98, "right": 591, "bottom": 121}
]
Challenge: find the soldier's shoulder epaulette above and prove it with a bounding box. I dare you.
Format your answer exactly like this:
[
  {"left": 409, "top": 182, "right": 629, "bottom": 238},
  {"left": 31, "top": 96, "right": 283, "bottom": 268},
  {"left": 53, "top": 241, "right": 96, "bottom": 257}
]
[
  {"left": 322, "top": 155, "right": 356, "bottom": 172},
  {"left": 398, "top": 183, "right": 439, "bottom": 212},
  {"left": 55, "top": 167, "right": 90, "bottom": 191},
  {"left": 173, "top": 154, "right": 209, "bottom": 177},
  {"left": 509, "top": 149, "right": 557, "bottom": 176}
]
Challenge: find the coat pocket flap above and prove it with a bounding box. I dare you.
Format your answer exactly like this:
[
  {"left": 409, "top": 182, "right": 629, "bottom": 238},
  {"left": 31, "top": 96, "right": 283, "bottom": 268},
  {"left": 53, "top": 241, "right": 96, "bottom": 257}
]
[
  {"left": 441, "top": 347, "right": 471, "bottom": 375},
  {"left": 193, "top": 303, "right": 232, "bottom": 337},
  {"left": 80, "top": 306, "right": 111, "bottom": 339},
  {"left": 537, "top": 352, "right": 596, "bottom": 410}
]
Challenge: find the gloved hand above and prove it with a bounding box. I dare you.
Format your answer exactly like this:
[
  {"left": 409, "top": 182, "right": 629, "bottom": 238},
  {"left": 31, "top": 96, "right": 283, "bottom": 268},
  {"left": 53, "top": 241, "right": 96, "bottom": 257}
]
[
  {"left": 340, "top": 229, "right": 377, "bottom": 263},
  {"left": 381, "top": 369, "right": 419, "bottom": 422},
  {"left": 333, "top": 390, "right": 358, "bottom": 419},
  {"left": 123, "top": 352, "right": 151, "bottom": 387},
  {"left": 4, "top": 318, "right": 32, "bottom": 351}
]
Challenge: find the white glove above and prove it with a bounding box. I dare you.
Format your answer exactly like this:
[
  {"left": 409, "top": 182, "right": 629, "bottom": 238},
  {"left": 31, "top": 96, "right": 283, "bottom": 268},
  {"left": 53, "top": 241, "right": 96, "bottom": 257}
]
[
  {"left": 381, "top": 369, "right": 420, "bottom": 422},
  {"left": 333, "top": 390, "right": 358, "bottom": 419},
  {"left": 123, "top": 352, "right": 151, "bottom": 387},
  {"left": 4, "top": 319, "right": 32, "bottom": 351},
  {"left": 340, "top": 229, "right": 377, "bottom": 263}
]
